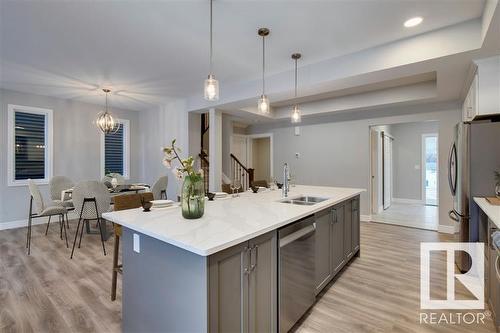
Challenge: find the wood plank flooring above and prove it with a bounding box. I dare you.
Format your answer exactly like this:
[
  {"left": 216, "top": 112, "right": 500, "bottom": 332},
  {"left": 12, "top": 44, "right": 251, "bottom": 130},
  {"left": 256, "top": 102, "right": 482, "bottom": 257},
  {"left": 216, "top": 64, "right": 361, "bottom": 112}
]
[
  {"left": 0, "top": 220, "right": 496, "bottom": 332},
  {"left": 295, "top": 222, "right": 496, "bottom": 333}
]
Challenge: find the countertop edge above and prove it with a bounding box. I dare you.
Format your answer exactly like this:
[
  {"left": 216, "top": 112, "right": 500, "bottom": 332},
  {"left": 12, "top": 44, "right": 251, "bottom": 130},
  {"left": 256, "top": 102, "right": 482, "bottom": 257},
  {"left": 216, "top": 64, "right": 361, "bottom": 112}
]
[
  {"left": 103, "top": 188, "right": 364, "bottom": 256},
  {"left": 473, "top": 197, "right": 500, "bottom": 229}
]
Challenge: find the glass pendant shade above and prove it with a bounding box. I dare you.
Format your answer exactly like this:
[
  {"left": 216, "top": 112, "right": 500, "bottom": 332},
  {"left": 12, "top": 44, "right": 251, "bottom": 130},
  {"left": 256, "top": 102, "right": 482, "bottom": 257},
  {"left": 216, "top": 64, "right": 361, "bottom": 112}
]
[
  {"left": 291, "top": 105, "right": 301, "bottom": 123},
  {"left": 258, "top": 94, "right": 270, "bottom": 114},
  {"left": 204, "top": 74, "right": 219, "bottom": 101}
]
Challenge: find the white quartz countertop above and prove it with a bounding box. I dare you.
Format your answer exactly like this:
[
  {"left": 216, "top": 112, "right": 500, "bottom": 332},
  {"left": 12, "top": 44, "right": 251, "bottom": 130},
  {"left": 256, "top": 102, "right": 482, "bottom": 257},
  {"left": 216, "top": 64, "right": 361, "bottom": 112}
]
[
  {"left": 474, "top": 197, "right": 500, "bottom": 229},
  {"left": 102, "top": 185, "right": 365, "bottom": 256}
]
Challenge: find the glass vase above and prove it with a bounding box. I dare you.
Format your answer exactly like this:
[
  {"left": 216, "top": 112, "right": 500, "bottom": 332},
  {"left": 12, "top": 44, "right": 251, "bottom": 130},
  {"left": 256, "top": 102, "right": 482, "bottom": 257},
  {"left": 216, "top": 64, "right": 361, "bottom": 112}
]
[{"left": 181, "top": 175, "right": 205, "bottom": 219}]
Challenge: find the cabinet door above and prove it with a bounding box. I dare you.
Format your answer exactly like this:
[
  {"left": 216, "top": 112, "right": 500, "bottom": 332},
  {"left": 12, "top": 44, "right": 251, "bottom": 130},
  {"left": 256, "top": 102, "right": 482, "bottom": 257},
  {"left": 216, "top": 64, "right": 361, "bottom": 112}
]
[
  {"left": 331, "top": 204, "right": 345, "bottom": 275},
  {"left": 343, "top": 200, "right": 353, "bottom": 260},
  {"left": 248, "top": 231, "right": 277, "bottom": 333},
  {"left": 315, "top": 209, "right": 332, "bottom": 294},
  {"left": 352, "top": 197, "right": 360, "bottom": 253},
  {"left": 489, "top": 248, "right": 500, "bottom": 327},
  {"left": 209, "top": 242, "right": 250, "bottom": 333}
]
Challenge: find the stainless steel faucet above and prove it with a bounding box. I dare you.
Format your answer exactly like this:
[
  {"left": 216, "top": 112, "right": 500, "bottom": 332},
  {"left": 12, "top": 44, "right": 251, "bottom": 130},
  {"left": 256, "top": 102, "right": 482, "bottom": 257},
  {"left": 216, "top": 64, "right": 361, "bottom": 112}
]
[{"left": 283, "top": 163, "right": 290, "bottom": 197}]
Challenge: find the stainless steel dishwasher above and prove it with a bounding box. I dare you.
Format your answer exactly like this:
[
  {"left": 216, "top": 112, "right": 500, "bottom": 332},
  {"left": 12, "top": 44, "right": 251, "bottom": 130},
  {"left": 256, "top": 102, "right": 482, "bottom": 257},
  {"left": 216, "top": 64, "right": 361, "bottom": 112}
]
[{"left": 279, "top": 215, "right": 316, "bottom": 333}]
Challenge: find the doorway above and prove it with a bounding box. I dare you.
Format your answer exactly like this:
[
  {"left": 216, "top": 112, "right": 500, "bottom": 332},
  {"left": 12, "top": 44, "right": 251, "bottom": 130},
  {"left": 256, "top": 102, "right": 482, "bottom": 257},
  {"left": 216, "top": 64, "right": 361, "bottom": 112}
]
[
  {"left": 230, "top": 133, "right": 273, "bottom": 183},
  {"left": 422, "top": 134, "right": 438, "bottom": 206},
  {"left": 370, "top": 121, "right": 439, "bottom": 231}
]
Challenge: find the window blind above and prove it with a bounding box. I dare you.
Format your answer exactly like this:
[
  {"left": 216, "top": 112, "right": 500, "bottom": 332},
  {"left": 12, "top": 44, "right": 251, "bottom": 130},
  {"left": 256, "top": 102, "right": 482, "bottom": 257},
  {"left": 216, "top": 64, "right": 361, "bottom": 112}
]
[
  {"left": 104, "top": 124, "right": 124, "bottom": 175},
  {"left": 14, "top": 111, "right": 46, "bottom": 180}
]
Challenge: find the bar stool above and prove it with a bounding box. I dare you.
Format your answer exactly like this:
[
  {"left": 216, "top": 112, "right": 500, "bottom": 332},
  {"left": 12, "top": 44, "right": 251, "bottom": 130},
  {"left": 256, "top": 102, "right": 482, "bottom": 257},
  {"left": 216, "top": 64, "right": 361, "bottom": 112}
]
[
  {"left": 152, "top": 175, "right": 168, "bottom": 200},
  {"left": 26, "top": 179, "right": 68, "bottom": 255},
  {"left": 70, "top": 181, "right": 111, "bottom": 259},
  {"left": 111, "top": 192, "right": 153, "bottom": 301}
]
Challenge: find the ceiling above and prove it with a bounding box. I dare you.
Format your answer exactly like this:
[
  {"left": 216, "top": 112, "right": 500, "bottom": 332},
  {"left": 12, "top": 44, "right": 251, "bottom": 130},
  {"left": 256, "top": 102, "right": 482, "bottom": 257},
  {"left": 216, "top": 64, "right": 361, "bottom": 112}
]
[{"left": 0, "top": 0, "right": 486, "bottom": 111}]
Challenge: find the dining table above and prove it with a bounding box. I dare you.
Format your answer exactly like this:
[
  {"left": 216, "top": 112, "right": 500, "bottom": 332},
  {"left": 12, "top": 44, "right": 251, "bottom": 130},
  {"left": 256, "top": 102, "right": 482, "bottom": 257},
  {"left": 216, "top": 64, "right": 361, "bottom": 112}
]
[{"left": 60, "top": 183, "right": 150, "bottom": 240}]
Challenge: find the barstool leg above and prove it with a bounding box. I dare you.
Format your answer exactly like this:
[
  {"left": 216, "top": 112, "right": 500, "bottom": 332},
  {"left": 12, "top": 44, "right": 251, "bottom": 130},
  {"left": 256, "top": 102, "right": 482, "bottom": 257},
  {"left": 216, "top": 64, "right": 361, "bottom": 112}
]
[
  {"left": 62, "top": 214, "right": 69, "bottom": 248},
  {"left": 70, "top": 217, "right": 83, "bottom": 259},
  {"left": 111, "top": 233, "right": 120, "bottom": 301},
  {"left": 78, "top": 220, "right": 85, "bottom": 248},
  {"left": 45, "top": 215, "right": 52, "bottom": 235},
  {"left": 96, "top": 217, "right": 106, "bottom": 256},
  {"left": 66, "top": 212, "right": 70, "bottom": 229},
  {"left": 58, "top": 215, "right": 63, "bottom": 240}
]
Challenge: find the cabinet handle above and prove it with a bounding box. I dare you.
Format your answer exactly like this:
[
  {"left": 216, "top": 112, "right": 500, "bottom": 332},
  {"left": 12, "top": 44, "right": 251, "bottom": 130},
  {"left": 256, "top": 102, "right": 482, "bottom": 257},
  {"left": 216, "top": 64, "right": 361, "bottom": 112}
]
[
  {"left": 331, "top": 209, "right": 337, "bottom": 224},
  {"left": 243, "top": 247, "right": 251, "bottom": 275},
  {"left": 250, "top": 245, "right": 258, "bottom": 272}
]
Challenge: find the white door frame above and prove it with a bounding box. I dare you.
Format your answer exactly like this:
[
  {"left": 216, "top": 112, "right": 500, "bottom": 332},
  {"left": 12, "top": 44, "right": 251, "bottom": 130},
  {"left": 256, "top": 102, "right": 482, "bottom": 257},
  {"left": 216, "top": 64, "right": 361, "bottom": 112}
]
[
  {"left": 421, "top": 133, "right": 439, "bottom": 206},
  {"left": 230, "top": 133, "right": 274, "bottom": 179},
  {"left": 246, "top": 133, "right": 274, "bottom": 179}
]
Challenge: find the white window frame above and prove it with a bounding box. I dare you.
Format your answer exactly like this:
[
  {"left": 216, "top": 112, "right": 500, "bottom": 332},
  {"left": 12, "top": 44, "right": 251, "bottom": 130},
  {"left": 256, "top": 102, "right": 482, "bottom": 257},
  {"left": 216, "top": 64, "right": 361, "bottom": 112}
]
[
  {"left": 100, "top": 118, "right": 130, "bottom": 180},
  {"left": 421, "top": 133, "right": 439, "bottom": 206},
  {"left": 7, "top": 104, "right": 53, "bottom": 187}
]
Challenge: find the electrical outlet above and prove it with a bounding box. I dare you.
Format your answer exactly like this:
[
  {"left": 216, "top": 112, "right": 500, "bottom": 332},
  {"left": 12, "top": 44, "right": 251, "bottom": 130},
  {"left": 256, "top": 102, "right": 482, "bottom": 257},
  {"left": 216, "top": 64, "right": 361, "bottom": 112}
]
[
  {"left": 133, "top": 233, "right": 140, "bottom": 253},
  {"left": 295, "top": 152, "right": 300, "bottom": 158}
]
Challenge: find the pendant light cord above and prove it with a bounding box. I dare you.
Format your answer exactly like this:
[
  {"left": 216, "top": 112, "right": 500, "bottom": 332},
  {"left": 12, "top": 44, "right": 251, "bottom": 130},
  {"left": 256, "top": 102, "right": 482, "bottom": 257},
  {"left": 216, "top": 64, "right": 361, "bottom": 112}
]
[
  {"left": 105, "top": 91, "right": 108, "bottom": 113},
  {"left": 209, "top": 0, "right": 213, "bottom": 75},
  {"left": 294, "top": 58, "right": 298, "bottom": 98},
  {"left": 262, "top": 35, "right": 265, "bottom": 95}
]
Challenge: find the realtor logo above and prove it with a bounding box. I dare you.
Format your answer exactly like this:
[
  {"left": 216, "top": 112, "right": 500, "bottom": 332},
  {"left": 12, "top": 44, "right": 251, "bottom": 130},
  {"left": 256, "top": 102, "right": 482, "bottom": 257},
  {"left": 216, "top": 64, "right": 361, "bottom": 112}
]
[{"left": 420, "top": 242, "right": 484, "bottom": 310}]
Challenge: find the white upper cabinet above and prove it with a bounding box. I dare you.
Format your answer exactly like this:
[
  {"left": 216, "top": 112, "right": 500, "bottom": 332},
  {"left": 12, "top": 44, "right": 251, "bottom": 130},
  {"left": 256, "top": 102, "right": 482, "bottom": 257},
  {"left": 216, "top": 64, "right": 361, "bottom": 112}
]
[
  {"left": 463, "top": 72, "right": 478, "bottom": 121},
  {"left": 464, "top": 56, "right": 500, "bottom": 121}
]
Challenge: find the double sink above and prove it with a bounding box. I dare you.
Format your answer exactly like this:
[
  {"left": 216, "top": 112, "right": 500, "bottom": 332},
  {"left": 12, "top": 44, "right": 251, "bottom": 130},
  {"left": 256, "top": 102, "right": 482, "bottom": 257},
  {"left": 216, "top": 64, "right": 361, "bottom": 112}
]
[{"left": 279, "top": 195, "right": 328, "bottom": 206}]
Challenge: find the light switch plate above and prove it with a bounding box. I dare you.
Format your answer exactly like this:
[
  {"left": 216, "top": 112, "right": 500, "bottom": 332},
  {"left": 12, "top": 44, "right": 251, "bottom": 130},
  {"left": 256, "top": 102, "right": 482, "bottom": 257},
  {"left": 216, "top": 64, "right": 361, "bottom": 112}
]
[
  {"left": 295, "top": 152, "right": 300, "bottom": 158},
  {"left": 133, "top": 233, "right": 140, "bottom": 253},
  {"left": 294, "top": 126, "right": 301, "bottom": 136}
]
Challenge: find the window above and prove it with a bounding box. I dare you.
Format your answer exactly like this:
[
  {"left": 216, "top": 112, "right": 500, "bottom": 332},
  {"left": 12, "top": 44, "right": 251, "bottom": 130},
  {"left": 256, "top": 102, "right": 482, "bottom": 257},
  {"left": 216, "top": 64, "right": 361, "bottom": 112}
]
[
  {"left": 101, "top": 119, "right": 129, "bottom": 179},
  {"left": 7, "top": 105, "right": 53, "bottom": 186}
]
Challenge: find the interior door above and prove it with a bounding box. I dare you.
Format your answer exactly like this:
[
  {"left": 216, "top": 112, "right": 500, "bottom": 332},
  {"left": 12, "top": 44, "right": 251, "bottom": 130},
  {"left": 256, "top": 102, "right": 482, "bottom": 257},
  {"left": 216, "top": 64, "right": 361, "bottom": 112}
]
[
  {"left": 382, "top": 133, "right": 393, "bottom": 210},
  {"left": 231, "top": 135, "right": 248, "bottom": 169}
]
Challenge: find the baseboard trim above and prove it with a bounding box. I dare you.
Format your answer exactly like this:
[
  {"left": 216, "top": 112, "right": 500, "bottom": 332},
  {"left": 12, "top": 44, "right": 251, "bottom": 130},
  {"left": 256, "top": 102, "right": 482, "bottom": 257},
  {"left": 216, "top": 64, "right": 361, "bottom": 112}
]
[
  {"left": 392, "top": 198, "right": 425, "bottom": 205},
  {"left": 360, "top": 215, "right": 372, "bottom": 222},
  {"left": 0, "top": 211, "right": 77, "bottom": 231},
  {"left": 0, "top": 218, "right": 48, "bottom": 230},
  {"left": 438, "top": 224, "right": 458, "bottom": 234}
]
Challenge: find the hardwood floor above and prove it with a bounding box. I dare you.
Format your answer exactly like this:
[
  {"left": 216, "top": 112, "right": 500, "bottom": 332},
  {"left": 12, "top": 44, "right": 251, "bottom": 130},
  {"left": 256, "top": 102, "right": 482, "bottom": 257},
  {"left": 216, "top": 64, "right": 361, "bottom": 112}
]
[
  {"left": 0, "top": 220, "right": 496, "bottom": 333},
  {"left": 296, "top": 222, "right": 496, "bottom": 333},
  {"left": 0, "top": 220, "right": 121, "bottom": 333}
]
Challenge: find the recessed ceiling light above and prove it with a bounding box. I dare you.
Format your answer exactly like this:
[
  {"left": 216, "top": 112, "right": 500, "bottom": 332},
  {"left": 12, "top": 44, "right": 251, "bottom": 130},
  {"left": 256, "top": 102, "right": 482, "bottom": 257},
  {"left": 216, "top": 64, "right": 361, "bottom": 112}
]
[{"left": 404, "top": 17, "right": 423, "bottom": 28}]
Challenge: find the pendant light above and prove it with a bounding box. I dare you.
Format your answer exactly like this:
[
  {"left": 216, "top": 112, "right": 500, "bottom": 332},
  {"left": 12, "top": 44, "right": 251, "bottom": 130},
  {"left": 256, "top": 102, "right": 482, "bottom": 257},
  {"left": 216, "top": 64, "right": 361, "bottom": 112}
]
[
  {"left": 291, "top": 53, "right": 302, "bottom": 123},
  {"left": 257, "top": 28, "right": 270, "bottom": 114},
  {"left": 204, "top": 0, "right": 219, "bottom": 101},
  {"left": 96, "top": 89, "right": 119, "bottom": 134}
]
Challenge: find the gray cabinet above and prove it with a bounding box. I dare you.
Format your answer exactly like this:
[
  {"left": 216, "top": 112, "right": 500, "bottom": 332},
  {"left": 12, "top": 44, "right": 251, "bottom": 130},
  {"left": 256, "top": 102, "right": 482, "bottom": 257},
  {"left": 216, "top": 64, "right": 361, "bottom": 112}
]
[
  {"left": 343, "top": 200, "right": 353, "bottom": 260},
  {"left": 331, "top": 204, "right": 345, "bottom": 275},
  {"left": 314, "top": 196, "right": 360, "bottom": 296},
  {"left": 209, "top": 231, "right": 277, "bottom": 333},
  {"left": 352, "top": 197, "right": 360, "bottom": 253},
  {"left": 315, "top": 209, "right": 332, "bottom": 294}
]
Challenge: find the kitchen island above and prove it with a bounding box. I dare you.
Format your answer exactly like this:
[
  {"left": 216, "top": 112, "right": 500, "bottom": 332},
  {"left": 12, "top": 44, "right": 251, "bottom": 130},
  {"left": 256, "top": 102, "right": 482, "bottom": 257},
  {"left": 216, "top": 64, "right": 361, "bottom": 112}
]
[{"left": 103, "top": 185, "right": 364, "bottom": 333}]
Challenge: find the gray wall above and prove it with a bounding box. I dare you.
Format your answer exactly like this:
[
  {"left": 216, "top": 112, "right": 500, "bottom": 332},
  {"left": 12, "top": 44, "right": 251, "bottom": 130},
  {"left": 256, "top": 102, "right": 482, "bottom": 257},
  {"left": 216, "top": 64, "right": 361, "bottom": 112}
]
[
  {"left": 0, "top": 88, "right": 141, "bottom": 224},
  {"left": 248, "top": 102, "right": 460, "bottom": 228},
  {"left": 391, "top": 121, "right": 439, "bottom": 201}
]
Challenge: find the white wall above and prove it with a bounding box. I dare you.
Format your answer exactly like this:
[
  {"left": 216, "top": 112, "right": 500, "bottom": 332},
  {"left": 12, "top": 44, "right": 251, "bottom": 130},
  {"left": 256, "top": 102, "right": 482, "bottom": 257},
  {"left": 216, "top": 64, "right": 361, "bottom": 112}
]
[
  {"left": 138, "top": 99, "right": 189, "bottom": 201},
  {"left": 0, "top": 88, "right": 141, "bottom": 224},
  {"left": 248, "top": 102, "right": 460, "bottom": 229},
  {"left": 391, "top": 121, "right": 439, "bottom": 201}
]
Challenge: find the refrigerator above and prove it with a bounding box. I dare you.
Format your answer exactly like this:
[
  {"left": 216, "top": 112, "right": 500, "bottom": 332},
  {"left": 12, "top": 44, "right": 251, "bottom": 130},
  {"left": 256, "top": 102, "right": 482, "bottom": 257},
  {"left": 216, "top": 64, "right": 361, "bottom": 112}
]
[{"left": 448, "top": 121, "right": 500, "bottom": 272}]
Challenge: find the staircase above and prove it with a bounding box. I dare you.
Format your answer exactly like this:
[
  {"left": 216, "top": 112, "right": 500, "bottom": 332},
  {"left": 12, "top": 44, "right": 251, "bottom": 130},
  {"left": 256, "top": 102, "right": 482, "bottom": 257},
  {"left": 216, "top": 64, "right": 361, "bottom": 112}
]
[
  {"left": 230, "top": 153, "right": 254, "bottom": 191},
  {"left": 199, "top": 151, "right": 209, "bottom": 194}
]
